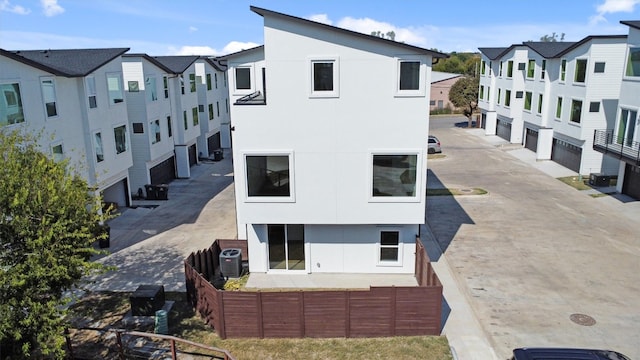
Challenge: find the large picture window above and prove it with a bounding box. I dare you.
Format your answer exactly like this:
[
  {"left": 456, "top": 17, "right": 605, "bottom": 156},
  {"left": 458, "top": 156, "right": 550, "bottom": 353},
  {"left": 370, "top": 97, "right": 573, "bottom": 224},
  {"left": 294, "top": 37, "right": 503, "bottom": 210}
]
[
  {"left": 372, "top": 154, "right": 418, "bottom": 197},
  {"left": 1, "top": 83, "right": 25, "bottom": 126},
  {"left": 107, "top": 74, "right": 124, "bottom": 104},
  {"left": 114, "top": 125, "right": 127, "bottom": 154},
  {"left": 626, "top": 47, "right": 640, "bottom": 76},
  {"left": 246, "top": 155, "right": 291, "bottom": 197}
]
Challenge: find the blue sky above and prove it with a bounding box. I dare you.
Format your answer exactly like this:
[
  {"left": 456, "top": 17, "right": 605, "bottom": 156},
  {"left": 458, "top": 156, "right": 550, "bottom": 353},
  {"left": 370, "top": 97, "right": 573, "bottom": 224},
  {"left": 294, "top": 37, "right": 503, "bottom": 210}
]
[{"left": 1, "top": 0, "right": 640, "bottom": 55}]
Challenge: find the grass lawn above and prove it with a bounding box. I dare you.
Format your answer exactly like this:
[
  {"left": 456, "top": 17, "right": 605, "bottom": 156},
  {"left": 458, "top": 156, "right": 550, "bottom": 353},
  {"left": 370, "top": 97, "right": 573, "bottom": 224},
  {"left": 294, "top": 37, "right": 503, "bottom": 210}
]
[
  {"left": 67, "top": 291, "right": 452, "bottom": 360},
  {"left": 556, "top": 176, "right": 594, "bottom": 190}
]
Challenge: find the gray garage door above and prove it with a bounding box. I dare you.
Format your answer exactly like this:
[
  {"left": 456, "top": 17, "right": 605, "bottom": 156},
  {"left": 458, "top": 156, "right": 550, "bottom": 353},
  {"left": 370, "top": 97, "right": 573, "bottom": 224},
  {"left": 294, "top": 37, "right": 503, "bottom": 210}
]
[
  {"left": 150, "top": 156, "right": 176, "bottom": 185},
  {"left": 496, "top": 119, "right": 511, "bottom": 141},
  {"left": 622, "top": 164, "right": 640, "bottom": 200},
  {"left": 525, "top": 128, "right": 538, "bottom": 152},
  {"left": 207, "top": 132, "right": 221, "bottom": 156},
  {"left": 551, "top": 138, "right": 582, "bottom": 173}
]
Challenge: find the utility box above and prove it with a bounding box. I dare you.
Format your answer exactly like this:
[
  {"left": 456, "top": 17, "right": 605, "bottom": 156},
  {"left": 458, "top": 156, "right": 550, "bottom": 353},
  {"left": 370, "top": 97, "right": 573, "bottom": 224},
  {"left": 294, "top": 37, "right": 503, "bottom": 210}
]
[
  {"left": 219, "top": 248, "right": 242, "bottom": 278},
  {"left": 130, "top": 285, "right": 165, "bottom": 316},
  {"left": 589, "top": 173, "right": 610, "bottom": 187}
]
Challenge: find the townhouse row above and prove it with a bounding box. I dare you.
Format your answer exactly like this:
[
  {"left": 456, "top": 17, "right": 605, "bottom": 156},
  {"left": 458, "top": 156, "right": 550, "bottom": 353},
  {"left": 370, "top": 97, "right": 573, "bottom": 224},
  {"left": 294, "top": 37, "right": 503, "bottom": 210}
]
[
  {"left": 478, "top": 21, "right": 640, "bottom": 200},
  {"left": 0, "top": 48, "right": 231, "bottom": 207}
]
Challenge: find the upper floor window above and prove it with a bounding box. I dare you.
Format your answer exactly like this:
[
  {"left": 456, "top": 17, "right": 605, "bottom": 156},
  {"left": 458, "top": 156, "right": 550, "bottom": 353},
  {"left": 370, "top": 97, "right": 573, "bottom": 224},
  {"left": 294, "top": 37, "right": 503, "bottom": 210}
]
[
  {"left": 310, "top": 57, "right": 340, "bottom": 98},
  {"left": 163, "top": 76, "right": 169, "bottom": 98},
  {"left": 214, "top": 73, "right": 218, "bottom": 89},
  {"left": 560, "top": 59, "right": 567, "bottom": 82},
  {"left": 541, "top": 60, "right": 546, "bottom": 80},
  {"left": 192, "top": 107, "right": 199, "bottom": 126},
  {"left": 537, "top": 94, "right": 543, "bottom": 114},
  {"left": 245, "top": 154, "right": 292, "bottom": 199},
  {"left": 180, "top": 75, "right": 185, "bottom": 94},
  {"left": 479, "top": 85, "right": 485, "bottom": 100},
  {"left": 94, "top": 132, "right": 104, "bottom": 162},
  {"left": 497, "top": 88, "right": 501, "bottom": 105},
  {"left": 396, "top": 57, "right": 424, "bottom": 97},
  {"left": 189, "top": 73, "right": 196, "bottom": 93},
  {"left": 167, "top": 116, "right": 172, "bottom": 137},
  {"left": 555, "top": 97, "right": 563, "bottom": 119},
  {"left": 183, "top": 110, "right": 188, "bottom": 130},
  {"left": 570, "top": 99, "right": 582, "bottom": 124},
  {"left": 86, "top": 76, "right": 97, "bottom": 109},
  {"left": 594, "top": 62, "right": 606, "bottom": 73},
  {"left": 235, "top": 67, "right": 251, "bottom": 90},
  {"left": 524, "top": 91, "right": 532, "bottom": 111},
  {"left": 206, "top": 73, "right": 212, "bottom": 91},
  {"left": 151, "top": 119, "right": 161, "bottom": 144},
  {"left": 526, "top": 59, "right": 535, "bottom": 79},
  {"left": 499, "top": 61, "right": 503, "bottom": 77},
  {"left": 1, "top": 82, "right": 25, "bottom": 126},
  {"left": 114, "top": 125, "right": 127, "bottom": 154},
  {"left": 208, "top": 103, "right": 214, "bottom": 120},
  {"left": 626, "top": 47, "right": 640, "bottom": 76},
  {"left": 481, "top": 60, "right": 486, "bottom": 75},
  {"left": 574, "top": 59, "right": 587, "bottom": 83},
  {"left": 507, "top": 60, "right": 514, "bottom": 77},
  {"left": 107, "top": 73, "right": 124, "bottom": 104},
  {"left": 41, "top": 78, "right": 58, "bottom": 117},
  {"left": 504, "top": 89, "right": 511, "bottom": 107},
  {"left": 145, "top": 77, "right": 158, "bottom": 102},
  {"left": 371, "top": 154, "right": 418, "bottom": 199}
]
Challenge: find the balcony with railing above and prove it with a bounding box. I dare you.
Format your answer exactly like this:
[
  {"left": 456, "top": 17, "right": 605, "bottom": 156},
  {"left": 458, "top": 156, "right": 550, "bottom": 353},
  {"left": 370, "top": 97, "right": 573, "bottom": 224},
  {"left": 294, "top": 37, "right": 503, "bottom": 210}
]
[{"left": 593, "top": 129, "right": 640, "bottom": 165}]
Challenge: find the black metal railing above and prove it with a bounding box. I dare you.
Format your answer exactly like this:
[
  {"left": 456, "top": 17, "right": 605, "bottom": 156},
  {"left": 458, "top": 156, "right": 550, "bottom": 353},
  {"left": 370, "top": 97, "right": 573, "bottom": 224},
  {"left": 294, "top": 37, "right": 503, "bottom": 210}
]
[
  {"left": 593, "top": 129, "right": 640, "bottom": 165},
  {"left": 234, "top": 90, "right": 266, "bottom": 105}
]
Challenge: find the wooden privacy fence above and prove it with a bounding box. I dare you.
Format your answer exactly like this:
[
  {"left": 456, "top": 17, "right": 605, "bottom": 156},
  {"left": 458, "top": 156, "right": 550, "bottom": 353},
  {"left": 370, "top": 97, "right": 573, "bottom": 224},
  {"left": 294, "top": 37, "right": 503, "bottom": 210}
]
[{"left": 185, "top": 237, "right": 442, "bottom": 339}]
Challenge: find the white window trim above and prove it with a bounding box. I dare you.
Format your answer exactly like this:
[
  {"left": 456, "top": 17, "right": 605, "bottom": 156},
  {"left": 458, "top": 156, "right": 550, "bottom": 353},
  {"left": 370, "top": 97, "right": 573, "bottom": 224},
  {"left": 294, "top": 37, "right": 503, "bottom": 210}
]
[
  {"left": 526, "top": 59, "right": 535, "bottom": 79},
  {"left": 243, "top": 151, "right": 296, "bottom": 203},
  {"left": 50, "top": 140, "right": 64, "bottom": 162},
  {"left": 85, "top": 76, "right": 97, "bottom": 109},
  {"left": 394, "top": 56, "right": 426, "bottom": 97},
  {"left": 113, "top": 123, "right": 129, "bottom": 155},
  {"left": 231, "top": 64, "right": 255, "bottom": 95},
  {"left": 369, "top": 150, "right": 423, "bottom": 203},
  {"left": 106, "top": 72, "right": 124, "bottom": 106},
  {"left": 560, "top": 58, "right": 567, "bottom": 83},
  {"left": 308, "top": 56, "right": 340, "bottom": 98},
  {"left": 376, "top": 229, "right": 403, "bottom": 267},
  {"left": 40, "top": 76, "right": 58, "bottom": 118},
  {"left": 93, "top": 131, "right": 105, "bottom": 164},
  {"left": 569, "top": 98, "right": 584, "bottom": 126},
  {"left": 555, "top": 96, "right": 563, "bottom": 121}
]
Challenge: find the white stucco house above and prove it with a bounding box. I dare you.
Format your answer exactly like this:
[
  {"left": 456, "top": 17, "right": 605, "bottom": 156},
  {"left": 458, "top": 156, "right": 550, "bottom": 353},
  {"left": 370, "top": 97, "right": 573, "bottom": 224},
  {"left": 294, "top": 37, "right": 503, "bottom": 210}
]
[
  {"left": 222, "top": 6, "right": 446, "bottom": 275},
  {"left": 479, "top": 34, "right": 627, "bottom": 175},
  {"left": 593, "top": 21, "right": 640, "bottom": 199},
  {"left": 0, "top": 48, "right": 134, "bottom": 207},
  {"left": 195, "top": 57, "right": 232, "bottom": 155}
]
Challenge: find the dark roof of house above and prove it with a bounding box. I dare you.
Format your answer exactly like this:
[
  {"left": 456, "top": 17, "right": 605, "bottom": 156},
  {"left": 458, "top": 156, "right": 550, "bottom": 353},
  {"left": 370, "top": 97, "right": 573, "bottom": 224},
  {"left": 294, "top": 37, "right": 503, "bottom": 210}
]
[
  {"left": 249, "top": 6, "right": 448, "bottom": 59},
  {"left": 522, "top": 41, "right": 576, "bottom": 58},
  {"left": 621, "top": 20, "right": 640, "bottom": 29},
  {"left": 200, "top": 56, "right": 227, "bottom": 71},
  {"left": 0, "top": 48, "right": 130, "bottom": 77},
  {"left": 217, "top": 45, "right": 264, "bottom": 60},
  {"left": 151, "top": 55, "right": 200, "bottom": 74},
  {"left": 123, "top": 53, "right": 175, "bottom": 73},
  {"left": 478, "top": 47, "right": 509, "bottom": 60},
  {"left": 553, "top": 35, "right": 627, "bottom": 57}
]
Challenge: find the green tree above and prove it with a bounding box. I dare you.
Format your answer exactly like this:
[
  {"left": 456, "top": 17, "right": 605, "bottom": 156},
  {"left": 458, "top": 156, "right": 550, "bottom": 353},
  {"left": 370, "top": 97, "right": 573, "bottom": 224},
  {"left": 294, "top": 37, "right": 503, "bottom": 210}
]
[
  {"left": 449, "top": 76, "right": 480, "bottom": 124},
  {"left": 0, "top": 131, "right": 110, "bottom": 358},
  {"left": 433, "top": 52, "right": 481, "bottom": 76},
  {"left": 540, "top": 32, "right": 565, "bottom": 42}
]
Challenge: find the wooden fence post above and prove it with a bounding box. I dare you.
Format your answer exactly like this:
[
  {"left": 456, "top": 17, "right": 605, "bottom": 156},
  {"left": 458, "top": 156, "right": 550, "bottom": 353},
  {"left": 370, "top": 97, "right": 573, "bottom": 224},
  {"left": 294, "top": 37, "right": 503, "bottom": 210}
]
[{"left": 115, "top": 330, "right": 125, "bottom": 360}]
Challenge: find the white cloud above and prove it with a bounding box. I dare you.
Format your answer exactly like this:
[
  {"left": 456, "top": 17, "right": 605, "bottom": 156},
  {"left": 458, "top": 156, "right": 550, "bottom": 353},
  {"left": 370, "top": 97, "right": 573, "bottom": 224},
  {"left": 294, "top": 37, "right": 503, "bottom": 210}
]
[
  {"left": 0, "top": 0, "right": 31, "bottom": 15},
  {"left": 41, "top": 0, "right": 64, "bottom": 17},
  {"left": 170, "top": 41, "right": 260, "bottom": 56},
  {"left": 174, "top": 46, "right": 217, "bottom": 56},
  {"left": 189, "top": 26, "right": 198, "bottom": 33},
  {"left": 336, "top": 16, "right": 427, "bottom": 46},
  {"left": 221, "top": 41, "right": 260, "bottom": 55},
  {"left": 308, "top": 13, "right": 332, "bottom": 25},
  {"left": 590, "top": 0, "right": 640, "bottom": 24}
]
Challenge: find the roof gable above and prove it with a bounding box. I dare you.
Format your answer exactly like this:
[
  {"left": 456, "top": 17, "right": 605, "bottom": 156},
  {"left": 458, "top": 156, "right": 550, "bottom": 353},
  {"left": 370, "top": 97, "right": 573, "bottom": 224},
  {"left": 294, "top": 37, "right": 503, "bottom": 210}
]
[
  {"left": 249, "top": 6, "right": 447, "bottom": 59},
  {"left": 522, "top": 42, "right": 576, "bottom": 58},
  {"left": 151, "top": 55, "right": 200, "bottom": 74},
  {"left": 621, "top": 20, "right": 640, "bottom": 30},
  {"left": 0, "top": 48, "right": 130, "bottom": 77},
  {"left": 478, "top": 47, "right": 509, "bottom": 60}
]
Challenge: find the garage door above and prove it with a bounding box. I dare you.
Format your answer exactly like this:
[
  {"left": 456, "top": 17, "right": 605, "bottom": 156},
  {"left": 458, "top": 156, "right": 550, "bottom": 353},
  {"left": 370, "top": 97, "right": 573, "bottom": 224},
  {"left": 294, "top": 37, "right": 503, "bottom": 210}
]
[
  {"left": 496, "top": 119, "right": 511, "bottom": 141},
  {"left": 525, "top": 128, "right": 538, "bottom": 152},
  {"left": 207, "top": 132, "right": 221, "bottom": 156},
  {"left": 622, "top": 164, "right": 640, "bottom": 200},
  {"left": 150, "top": 156, "right": 176, "bottom": 185},
  {"left": 551, "top": 138, "right": 582, "bottom": 173},
  {"left": 188, "top": 144, "right": 197, "bottom": 167}
]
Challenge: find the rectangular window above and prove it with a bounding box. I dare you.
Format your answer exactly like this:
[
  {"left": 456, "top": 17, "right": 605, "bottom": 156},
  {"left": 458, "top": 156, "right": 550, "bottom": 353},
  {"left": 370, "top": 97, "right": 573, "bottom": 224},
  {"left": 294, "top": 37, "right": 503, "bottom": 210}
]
[
  {"left": 216, "top": 101, "right": 220, "bottom": 117},
  {"left": 167, "top": 116, "right": 172, "bottom": 137},
  {"left": 570, "top": 100, "right": 582, "bottom": 124},
  {"left": 537, "top": 94, "right": 543, "bottom": 114},
  {"left": 41, "top": 78, "right": 57, "bottom": 117},
  {"left": 313, "top": 62, "right": 335, "bottom": 91},
  {"left": 114, "top": 125, "right": 127, "bottom": 154},
  {"left": 189, "top": 73, "right": 196, "bottom": 92},
  {"left": 515, "top": 91, "right": 524, "bottom": 99},
  {"left": 594, "top": 62, "right": 606, "bottom": 73},
  {"left": 541, "top": 60, "right": 546, "bottom": 80},
  {"left": 208, "top": 103, "right": 214, "bottom": 120},
  {"left": 183, "top": 110, "right": 188, "bottom": 130},
  {"left": 235, "top": 67, "right": 251, "bottom": 90},
  {"left": 151, "top": 119, "right": 161, "bottom": 144},
  {"left": 497, "top": 88, "right": 501, "bottom": 105},
  {"left": 107, "top": 74, "right": 124, "bottom": 104},
  {"left": 481, "top": 60, "right": 486, "bottom": 75},
  {"left": 560, "top": 59, "right": 567, "bottom": 81},
  {"left": 505, "top": 89, "right": 511, "bottom": 107},
  {"left": 524, "top": 91, "right": 532, "bottom": 110},
  {"left": 626, "top": 47, "right": 640, "bottom": 76},
  {"left": 180, "top": 75, "right": 185, "bottom": 95},
  {"left": 399, "top": 60, "right": 420, "bottom": 91},
  {"left": 145, "top": 77, "right": 157, "bottom": 101},
  {"left": 94, "top": 132, "right": 104, "bottom": 162},
  {"left": 132, "top": 123, "right": 144, "bottom": 133},
  {"left": 192, "top": 107, "right": 199, "bottom": 126},
  {"left": 206, "top": 73, "right": 212, "bottom": 91},
  {"left": 372, "top": 154, "right": 418, "bottom": 197},
  {"left": 556, "top": 97, "right": 563, "bottom": 119},
  {"left": 224, "top": 72, "right": 227, "bottom": 87},
  {"left": 487, "top": 86, "right": 490, "bottom": 102},
  {"left": 575, "top": 59, "right": 587, "bottom": 83},
  {"left": 163, "top": 76, "right": 169, "bottom": 98},
  {"left": 214, "top": 73, "right": 218, "bottom": 89},
  {"left": 86, "top": 76, "right": 97, "bottom": 108},
  {"left": 1, "top": 83, "right": 25, "bottom": 126},
  {"left": 479, "top": 85, "right": 484, "bottom": 100},
  {"left": 526, "top": 59, "right": 535, "bottom": 78},
  {"left": 51, "top": 143, "right": 64, "bottom": 162},
  {"left": 589, "top": 101, "right": 600, "bottom": 112},
  {"left": 507, "top": 60, "right": 514, "bottom": 77},
  {"left": 617, "top": 109, "right": 638, "bottom": 145},
  {"left": 379, "top": 231, "right": 400, "bottom": 262},
  {"left": 246, "top": 155, "right": 290, "bottom": 197},
  {"left": 128, "top": 80, "right": 139, "bottom": 92},
  {"left": 226, "top": 99, "right": 229, "bottom": 113},
  {"left": 499, "top": 61, "right": 503, "bottom": 77}
]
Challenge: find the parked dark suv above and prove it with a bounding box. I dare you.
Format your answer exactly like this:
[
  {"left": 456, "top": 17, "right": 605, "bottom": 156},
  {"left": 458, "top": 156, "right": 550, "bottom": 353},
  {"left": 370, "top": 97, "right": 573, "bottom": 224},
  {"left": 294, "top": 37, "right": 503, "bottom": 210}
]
[{"left": 511, "top": 347, "right": 631, "bottom": 360}]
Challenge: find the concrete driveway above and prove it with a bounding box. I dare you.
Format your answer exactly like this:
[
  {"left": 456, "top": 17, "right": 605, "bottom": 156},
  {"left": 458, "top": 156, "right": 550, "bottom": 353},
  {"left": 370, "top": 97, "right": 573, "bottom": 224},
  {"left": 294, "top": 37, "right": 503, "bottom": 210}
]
[{"left": 426, "top": 116, "right": 640, "bottom": 359}]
